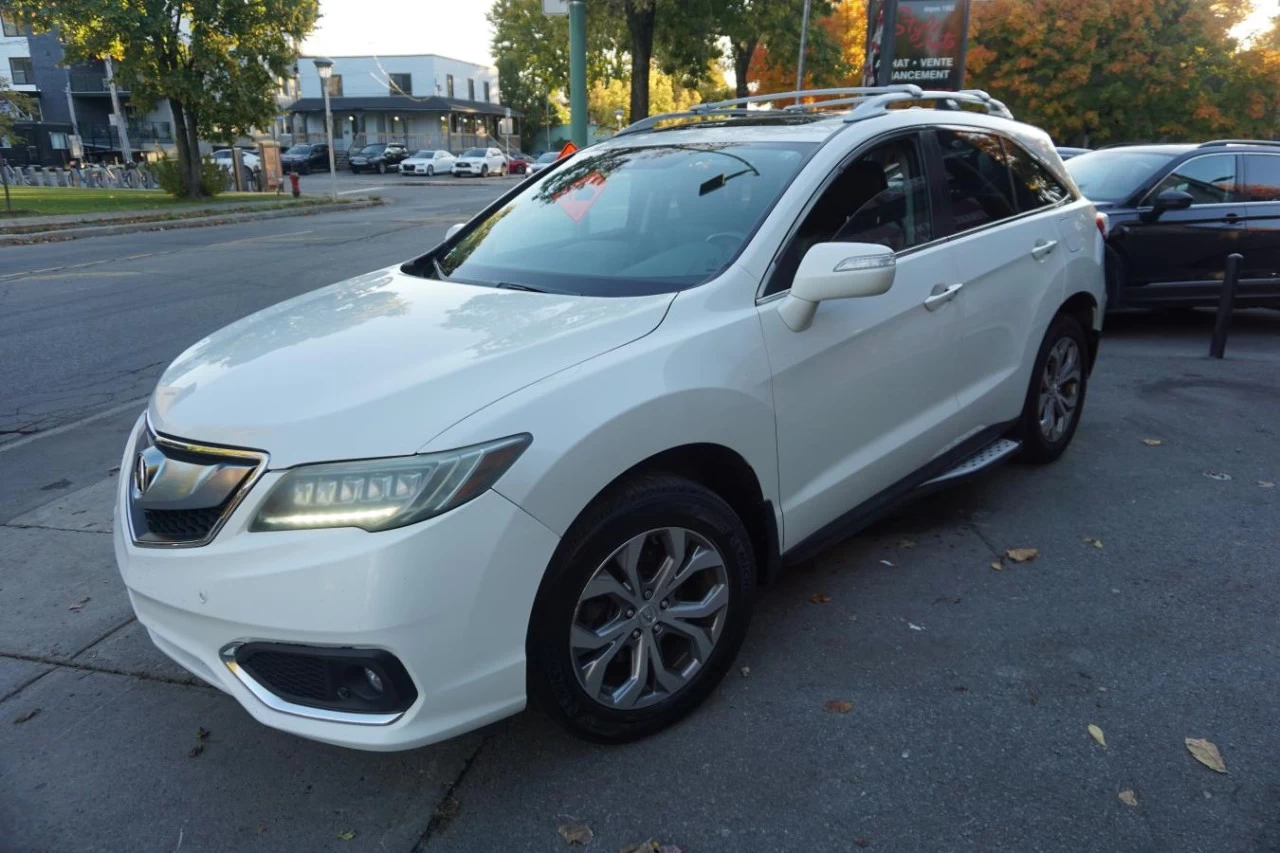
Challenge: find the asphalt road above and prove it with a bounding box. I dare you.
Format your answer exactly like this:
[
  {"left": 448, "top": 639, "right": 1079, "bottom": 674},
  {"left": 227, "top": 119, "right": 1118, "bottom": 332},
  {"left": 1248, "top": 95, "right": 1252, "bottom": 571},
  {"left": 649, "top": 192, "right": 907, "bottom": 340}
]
[{"left": 1, "top": 184, "right": 1277, "bottom": 853}]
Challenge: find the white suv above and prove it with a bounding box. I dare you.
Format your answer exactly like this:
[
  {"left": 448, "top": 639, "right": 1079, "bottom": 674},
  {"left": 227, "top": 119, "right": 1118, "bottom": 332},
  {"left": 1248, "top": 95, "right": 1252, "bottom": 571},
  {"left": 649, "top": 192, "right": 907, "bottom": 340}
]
[
  {"left": 452, "top": 146, "right": 507, "bottom": 177},
  {"left": 115, "top": 87, "right": 1105, "bottom": 751}
]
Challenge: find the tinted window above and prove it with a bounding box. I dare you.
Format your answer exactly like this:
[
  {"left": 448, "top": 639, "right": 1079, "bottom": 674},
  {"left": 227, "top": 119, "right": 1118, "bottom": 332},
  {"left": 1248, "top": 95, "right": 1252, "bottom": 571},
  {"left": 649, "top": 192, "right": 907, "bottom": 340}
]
[
  {"left": 766, "top": 135, "right": 930, "bottom": 296},
  {"left": 1149, "top": 154, "right": 1237, "bottom": 205},
  {"left": 1002, "top": 139, "right": 1071, "bottom": 211},
  {"left": 433, "top": 142, "right": 813, "bottom": 297},
  {"left": 1066, "top": 149, "right": 1178, "bottom": 203},
  {"left": 284, "top": 145, "right": 311, "bottom": 155},
  {"left": 360, "top": 145, "right": 385, "bottom": 154},
  {"left": 1242, "top": 154, "right": 1280, "bottom": 202},
  {"left": 937, "top": 129, "right": 1018, "bottom": 234}
]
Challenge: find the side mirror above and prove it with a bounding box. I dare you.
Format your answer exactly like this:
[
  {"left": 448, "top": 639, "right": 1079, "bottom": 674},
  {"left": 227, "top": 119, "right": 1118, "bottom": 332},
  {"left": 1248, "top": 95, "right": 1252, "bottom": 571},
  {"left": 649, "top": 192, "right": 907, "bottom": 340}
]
[
  {"left": 778, "top": 242, "right": 896, "bottom": 332},
  {"left": 445, "top": 223, "right": 465, "bottom": 240},
  {"left": 1144, "top": 189, "right": 1194, "bottom": 221}
]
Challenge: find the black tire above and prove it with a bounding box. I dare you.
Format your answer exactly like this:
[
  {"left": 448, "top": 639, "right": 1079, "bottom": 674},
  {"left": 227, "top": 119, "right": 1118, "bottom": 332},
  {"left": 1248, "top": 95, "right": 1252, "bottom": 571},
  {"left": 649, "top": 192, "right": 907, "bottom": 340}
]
[
  {"left": 426, "top": 165, "right": 433, "bottom": 176},
  {"left": 378, "top": 162, "right": 387, "bottom": 174},
  {"left": 481, "top": 164, "right": 489, "bottom": 177},
  {"left": 527, "top": 474, "right": 755, "bottom": 743},
  {"left": 1015, "top": 312, "right": 1089, "bottom": 464}
]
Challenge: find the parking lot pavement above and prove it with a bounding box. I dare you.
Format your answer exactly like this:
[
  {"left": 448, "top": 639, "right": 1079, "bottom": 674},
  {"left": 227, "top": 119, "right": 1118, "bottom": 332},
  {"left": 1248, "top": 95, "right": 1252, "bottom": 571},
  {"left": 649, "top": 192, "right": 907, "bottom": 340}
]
[{"left": 1, "top": 311, "right": 1277, "bottom": 852}]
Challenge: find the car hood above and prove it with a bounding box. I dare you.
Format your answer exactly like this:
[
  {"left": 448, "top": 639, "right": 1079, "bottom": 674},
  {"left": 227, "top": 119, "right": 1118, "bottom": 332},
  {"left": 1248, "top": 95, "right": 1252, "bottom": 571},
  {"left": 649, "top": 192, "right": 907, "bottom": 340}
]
[
  {"left": 150, "top": 268, "right": 674, "bottom": 467},
  {"left": 456, "top": 157, "right": 485, "bottom": 164}
]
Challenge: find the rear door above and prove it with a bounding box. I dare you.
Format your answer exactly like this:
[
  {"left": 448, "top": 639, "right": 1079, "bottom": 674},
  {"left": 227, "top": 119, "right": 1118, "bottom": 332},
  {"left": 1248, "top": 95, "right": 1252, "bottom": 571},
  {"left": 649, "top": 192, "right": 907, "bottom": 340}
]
[
  {"left": 1124, "top": 153, "right": 1245, "bottom": 289},
  {"left": 936, "top": 128, "right": 1071, "bottom": 432},
  {"left": 1239, "top": 153, "right": 1280, "bottom": 293}
]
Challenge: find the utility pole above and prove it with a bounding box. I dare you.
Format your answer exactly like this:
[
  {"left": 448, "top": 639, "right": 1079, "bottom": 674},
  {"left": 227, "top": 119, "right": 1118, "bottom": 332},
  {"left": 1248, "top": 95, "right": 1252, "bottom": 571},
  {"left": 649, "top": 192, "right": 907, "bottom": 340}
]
[
  {"left": 104, "top": 57, "right": 133, "bottom": 163},
  {"left": 569, "top": 0, "right": 587, "bottom": 147},
  {"left": 795, "top": 0, "right": 813, "bottom": 104}
]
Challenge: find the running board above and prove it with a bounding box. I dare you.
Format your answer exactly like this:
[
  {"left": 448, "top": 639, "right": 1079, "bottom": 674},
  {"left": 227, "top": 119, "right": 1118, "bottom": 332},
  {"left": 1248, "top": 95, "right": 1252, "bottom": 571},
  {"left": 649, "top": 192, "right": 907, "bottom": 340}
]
[{"left": 917, "top": 438, "right": 1021, "bottom": 489}]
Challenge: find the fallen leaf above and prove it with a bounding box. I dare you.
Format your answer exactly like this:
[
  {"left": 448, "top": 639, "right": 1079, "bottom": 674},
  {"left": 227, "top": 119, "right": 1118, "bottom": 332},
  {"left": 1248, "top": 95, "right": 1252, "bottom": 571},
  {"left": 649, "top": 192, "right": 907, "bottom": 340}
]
[
  {"left": 898, "top": 539, "right": 915, "bottom": 549},
  {"left": 1098, "top": 686, "right": 1108, "bottom": 693},
  {"left": 1204, "top": 471, "right": 1232, "bottom": 481},
  {"left": 1082, "top": 536, "right": 1104, "bottom": 549},
  {"left": 855, "top": 840, "right": 871, "bottom": 849},
  {"left": 1118, "top": 790, "right": 1138, "bottom": 806},
  {"left": 990, "top": 561, "right": 1004, "bottom": 571},
  {"left": 739, "top": 666, "right": 751, "bottom": 677},
  {"left": 809, "top": 593, "right": 832, "bottom": 604},
  {"left": 1029, "top": 692, "right": 1038, "bottom": 706},
  {"left": 196, "top": 727, "right": 210, "bottom": 740},
  {"left": 1204, "top": 791, "right": 1213, "bottom": 799},
  {"left": 336, "top": 829, "right": 357, "bottom": 842},
  {"left": 824, "top": 699, "right": 854, "bottom": 713},
  {"left": 189, "top": 744, "right": 204, "bottom": 758},
  {"left": 1185, "top": 738, "right": 1227, "bottom": 773},
  {"left": 1258, "top": 481, "right": 1276, "bottom": 489},
  {"left": 1005, "top": 548, "right": 1039, "bottom": 563},
  {"left": 68, "top": 596, "right": 91, "bottom": 612},
  {"left": 1088, "top": 724, "right": 1106, "bottom": 748},
  {"left": 1142, "top": 438, "right": 1163, "bottom": 447},
  {"left": 953, "top": 685, "right": 968, "bottom": 692},
  {"left": 908, "top": 622, "right": 926, "bottom": 631},
  {"left": 879, "top": 559, "right": 894, "bottom": 567},
  {"left": 558, "top": 823, "right": 594, "bottom": 846},
  {"left": 256, "top": 827, "right": 267, "bottom": 835},
  {"left": 12, "top": 708, "right": 40, "bottom": 724}
]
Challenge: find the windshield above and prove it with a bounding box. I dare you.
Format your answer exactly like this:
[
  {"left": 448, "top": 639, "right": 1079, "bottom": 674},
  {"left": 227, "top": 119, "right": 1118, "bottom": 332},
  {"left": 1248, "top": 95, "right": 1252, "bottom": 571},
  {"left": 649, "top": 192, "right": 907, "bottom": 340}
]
[
  {"left": 360, "top": 144, "right": 385, "bottom": 154},
  {"left": 536, "top": 152, "right": 559, "bottom": 163},
  {"left": 412, "top": 150, "right": 432, "bottom": 158},
  {"left": 433, "top": 142, "right": 814, "bottom": 297},
  {"left": 463, "top": 148, "right": 487, "bottom": 158},
  {"left": 284, "top": 145, "right": 311, "bottom": 155},
  {"left": 1065, "top": 149, "right": 1178, "bottom": 202}
]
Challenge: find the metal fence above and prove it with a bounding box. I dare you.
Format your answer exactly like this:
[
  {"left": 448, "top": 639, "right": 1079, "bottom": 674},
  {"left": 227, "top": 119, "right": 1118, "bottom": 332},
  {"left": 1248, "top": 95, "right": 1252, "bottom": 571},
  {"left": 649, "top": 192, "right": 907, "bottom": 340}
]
[{"left": 1, "top": 162, "right": 268, "bottom": 193}]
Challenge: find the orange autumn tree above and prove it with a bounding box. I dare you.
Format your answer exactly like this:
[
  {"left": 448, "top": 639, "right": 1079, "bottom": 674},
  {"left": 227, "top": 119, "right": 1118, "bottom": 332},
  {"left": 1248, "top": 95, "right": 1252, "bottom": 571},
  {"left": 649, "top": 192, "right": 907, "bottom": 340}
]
[
  {"left": 967, "top": 0, "right": 1280, "bottom": 145},
  {"left": 746, "top": 0, "right": 863, "bottom": 97}
]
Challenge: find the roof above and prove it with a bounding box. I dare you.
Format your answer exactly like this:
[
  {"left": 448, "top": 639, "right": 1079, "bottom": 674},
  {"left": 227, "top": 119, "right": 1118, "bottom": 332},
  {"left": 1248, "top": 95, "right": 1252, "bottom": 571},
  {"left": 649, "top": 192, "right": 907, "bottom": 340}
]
[{"left": 287, "top": 95, "right": 520, "bottom": 118}]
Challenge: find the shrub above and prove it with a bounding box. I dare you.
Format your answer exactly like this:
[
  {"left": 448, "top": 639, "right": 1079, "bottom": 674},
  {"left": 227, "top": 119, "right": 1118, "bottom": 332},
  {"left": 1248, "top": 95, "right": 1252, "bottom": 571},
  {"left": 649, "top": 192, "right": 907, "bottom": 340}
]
[{"left": 152, "top": 154, "right": 225, "bottom": 198}]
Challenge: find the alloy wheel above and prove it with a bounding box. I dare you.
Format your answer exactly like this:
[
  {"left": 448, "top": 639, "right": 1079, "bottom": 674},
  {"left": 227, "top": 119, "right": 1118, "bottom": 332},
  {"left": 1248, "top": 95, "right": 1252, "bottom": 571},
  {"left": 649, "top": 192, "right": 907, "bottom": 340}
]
[
  {"left": 570, "top": 527, "right": 730, "bottom": 710},
  {"left": 1038, "top": 336, "right": 1082, "bottom": 442}
]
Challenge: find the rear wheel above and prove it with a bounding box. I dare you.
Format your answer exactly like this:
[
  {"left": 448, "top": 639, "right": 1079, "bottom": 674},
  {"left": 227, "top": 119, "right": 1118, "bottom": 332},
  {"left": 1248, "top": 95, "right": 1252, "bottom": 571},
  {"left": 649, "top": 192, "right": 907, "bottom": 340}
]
[
  {"left": 1016, "top": 313, "right": 1089, "bottom": 463},
  {"left": 528, "top": 474, "right": 755, "bottom": 743}
]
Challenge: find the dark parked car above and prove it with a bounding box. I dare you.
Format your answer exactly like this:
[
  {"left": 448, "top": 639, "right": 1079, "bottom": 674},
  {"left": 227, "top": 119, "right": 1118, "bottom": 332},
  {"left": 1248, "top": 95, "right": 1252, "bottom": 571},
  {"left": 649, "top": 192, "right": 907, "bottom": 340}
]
[
  {"left": 280, "top": 143, "right": 330, "bottom": 174},
  {"left": 349, "top": 143, "right": 410, "bottom": 174},
  {"left": 1066, "top": 140, "right": 1280, "bottom": 310},
  {"left": 1055, "top": 146, "right": 1091, "bottom": 160}
]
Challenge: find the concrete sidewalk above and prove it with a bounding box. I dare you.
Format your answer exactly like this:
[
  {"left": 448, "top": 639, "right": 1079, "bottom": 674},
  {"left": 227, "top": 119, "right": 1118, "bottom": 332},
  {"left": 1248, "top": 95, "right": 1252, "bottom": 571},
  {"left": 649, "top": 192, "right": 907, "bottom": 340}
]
[{"left": 1, "top": 312, "right": 1277, "bottom": 852}]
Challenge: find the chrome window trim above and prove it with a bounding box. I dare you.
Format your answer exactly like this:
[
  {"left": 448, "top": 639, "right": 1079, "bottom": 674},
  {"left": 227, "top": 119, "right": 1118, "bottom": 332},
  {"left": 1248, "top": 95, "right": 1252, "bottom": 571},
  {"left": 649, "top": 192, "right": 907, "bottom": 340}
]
[
  {"left": 219, "top": 643, "right": 405, "bottom": 727},
  {"left": 126, "top": 415, "right": 270, "bottom": 549}
]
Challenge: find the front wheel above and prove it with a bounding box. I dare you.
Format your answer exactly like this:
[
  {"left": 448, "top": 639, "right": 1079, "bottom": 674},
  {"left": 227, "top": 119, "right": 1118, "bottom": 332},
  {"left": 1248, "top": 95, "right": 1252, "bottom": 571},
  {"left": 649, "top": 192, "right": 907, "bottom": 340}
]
[
  {"left": 1016, "top": 313, "right": 1089, "bottom": 463},
  {"left": 481, "top": 165, "right": 489, "bottom": 177},
  {"left": 426, "top": 165, "right": 434, "bottom": 176},
  {"left": 378, "top": 162, "right": 387, "bottom": 174},
  {"left": 527, "top": 474, "right": 755, "bottom": 743}
]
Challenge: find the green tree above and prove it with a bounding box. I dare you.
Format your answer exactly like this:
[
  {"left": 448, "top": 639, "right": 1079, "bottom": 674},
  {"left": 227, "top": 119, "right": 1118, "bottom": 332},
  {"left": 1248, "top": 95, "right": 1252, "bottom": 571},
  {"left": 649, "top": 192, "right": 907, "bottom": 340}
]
[
  {"left": 722, "top": 0, "right": 841, "bottom": 99},
  {"left": 0, "top": 75, "right": 37, "bottom": 213},
  {"left": 14, "top": 0, "right": 318, "bottom": 198},
  {"left": 601, "top": 0, "right": 724, "bottom": 120}
]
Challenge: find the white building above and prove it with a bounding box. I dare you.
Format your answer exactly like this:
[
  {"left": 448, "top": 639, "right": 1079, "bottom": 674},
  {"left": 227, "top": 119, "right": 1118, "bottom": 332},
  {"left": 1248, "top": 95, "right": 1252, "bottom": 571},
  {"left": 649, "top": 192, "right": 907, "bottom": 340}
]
[{"left": 289, "top": 54, "right": 519, "bottom": 155}]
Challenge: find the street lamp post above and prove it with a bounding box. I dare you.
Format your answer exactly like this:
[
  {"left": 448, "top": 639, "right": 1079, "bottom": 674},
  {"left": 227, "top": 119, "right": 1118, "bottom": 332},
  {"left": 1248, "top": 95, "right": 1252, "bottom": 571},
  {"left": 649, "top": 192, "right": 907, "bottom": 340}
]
[{"left": 313, "top": 58, "right": 338, "bottom": 202}]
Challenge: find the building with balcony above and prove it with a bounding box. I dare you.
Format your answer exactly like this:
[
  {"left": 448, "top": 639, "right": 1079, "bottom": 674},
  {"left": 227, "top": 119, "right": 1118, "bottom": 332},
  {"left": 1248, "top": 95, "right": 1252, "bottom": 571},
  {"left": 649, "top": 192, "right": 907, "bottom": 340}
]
[{"left": 287, "top": 54, "right": 520, "bottom": 155}]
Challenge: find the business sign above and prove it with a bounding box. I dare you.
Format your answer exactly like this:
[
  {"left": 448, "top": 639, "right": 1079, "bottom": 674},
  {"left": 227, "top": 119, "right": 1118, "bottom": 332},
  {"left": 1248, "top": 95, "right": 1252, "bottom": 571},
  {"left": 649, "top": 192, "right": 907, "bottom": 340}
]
[
  {"left": 542, "top": 0, "right": 569, "bottom": 14},
  {"left": 864, "top": 0, "right": 971, "bottom": 90}
]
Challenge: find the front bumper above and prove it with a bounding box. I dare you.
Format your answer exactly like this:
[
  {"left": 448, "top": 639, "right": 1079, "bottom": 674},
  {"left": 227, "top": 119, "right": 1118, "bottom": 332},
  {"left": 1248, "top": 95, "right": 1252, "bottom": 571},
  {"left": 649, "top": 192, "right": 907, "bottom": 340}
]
[{"left": 113, "top": 427, "right": 560, "bottom": 751}]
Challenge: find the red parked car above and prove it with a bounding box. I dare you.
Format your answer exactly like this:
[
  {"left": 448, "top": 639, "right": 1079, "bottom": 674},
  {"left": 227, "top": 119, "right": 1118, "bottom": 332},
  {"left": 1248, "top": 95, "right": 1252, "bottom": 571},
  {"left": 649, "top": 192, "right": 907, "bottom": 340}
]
[{"left": 506, "top": 151, "right": 533, "bottom": 175}]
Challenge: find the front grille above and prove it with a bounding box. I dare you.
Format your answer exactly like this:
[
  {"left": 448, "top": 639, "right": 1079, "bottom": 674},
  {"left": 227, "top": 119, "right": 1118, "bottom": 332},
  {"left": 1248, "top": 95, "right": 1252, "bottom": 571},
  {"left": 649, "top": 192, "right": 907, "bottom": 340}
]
[
  {"left": 143, "top": 505, "right": 227, "bottom": 541},
  {"left": 240, "top": 649, "right": 330, "bottom": 701}
]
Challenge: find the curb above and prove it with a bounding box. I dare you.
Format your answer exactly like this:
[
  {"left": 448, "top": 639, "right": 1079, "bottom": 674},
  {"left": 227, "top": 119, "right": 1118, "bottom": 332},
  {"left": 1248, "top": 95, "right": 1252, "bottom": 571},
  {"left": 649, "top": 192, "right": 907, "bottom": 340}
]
[{"left": 0, "top": 198, "right": 386, "bottom": 245}]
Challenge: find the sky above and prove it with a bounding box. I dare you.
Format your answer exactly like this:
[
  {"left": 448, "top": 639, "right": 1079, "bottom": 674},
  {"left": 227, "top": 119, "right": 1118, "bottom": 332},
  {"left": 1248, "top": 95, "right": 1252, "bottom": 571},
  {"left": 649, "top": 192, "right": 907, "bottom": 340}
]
[{"left": 301, "top": 0, "right": 1280, "bottom": 66}]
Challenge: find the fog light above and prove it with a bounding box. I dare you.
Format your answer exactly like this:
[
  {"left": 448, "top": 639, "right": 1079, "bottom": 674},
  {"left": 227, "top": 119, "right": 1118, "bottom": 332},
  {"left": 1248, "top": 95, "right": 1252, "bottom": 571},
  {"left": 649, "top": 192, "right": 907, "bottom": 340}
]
[{"left": 364, "top": 667, "right": 384, "bottom": 694}]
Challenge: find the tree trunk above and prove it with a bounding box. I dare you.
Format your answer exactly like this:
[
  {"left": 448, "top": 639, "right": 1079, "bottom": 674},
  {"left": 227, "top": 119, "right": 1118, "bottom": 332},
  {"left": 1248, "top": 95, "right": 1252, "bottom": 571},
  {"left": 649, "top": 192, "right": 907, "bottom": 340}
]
[
  {"left": 734, "top": 38, "right": 758, "bottom": 100},
  {"left": 626, "top": 1, "right": 656, "bottom": 120},
  {"left": 182, "top": 107, "right": 203, "bottom": 199},
  {"left": 169, "top": 98, "right": 204, "bottom": 199}
]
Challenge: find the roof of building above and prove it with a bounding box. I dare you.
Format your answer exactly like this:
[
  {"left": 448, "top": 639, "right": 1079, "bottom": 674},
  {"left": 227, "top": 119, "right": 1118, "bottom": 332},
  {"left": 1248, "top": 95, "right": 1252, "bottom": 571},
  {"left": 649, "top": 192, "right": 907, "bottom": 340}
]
[{"left": 287, "top": 95, "right": 520, "bottom": 118}]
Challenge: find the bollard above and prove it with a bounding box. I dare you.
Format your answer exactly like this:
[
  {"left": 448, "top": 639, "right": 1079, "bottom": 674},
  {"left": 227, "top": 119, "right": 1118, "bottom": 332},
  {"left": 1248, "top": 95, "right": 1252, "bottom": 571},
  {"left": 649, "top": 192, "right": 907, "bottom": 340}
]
[
  {"left": 289, "top": 171, "right": 300, "bottom": 198},
  {"left": 1209, "top": 253, "right": 1242, "bottom": 359}
]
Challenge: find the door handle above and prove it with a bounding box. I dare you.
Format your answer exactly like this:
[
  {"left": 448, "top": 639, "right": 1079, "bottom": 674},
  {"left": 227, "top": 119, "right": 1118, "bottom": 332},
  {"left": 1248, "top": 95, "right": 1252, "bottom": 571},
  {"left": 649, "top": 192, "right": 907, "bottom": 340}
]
[
  {"left": 1031, "top": 239, "right": 1058, "bottom": 261},
  {"left": 924, "top": 282, "right": 963, "bottom": 311}
]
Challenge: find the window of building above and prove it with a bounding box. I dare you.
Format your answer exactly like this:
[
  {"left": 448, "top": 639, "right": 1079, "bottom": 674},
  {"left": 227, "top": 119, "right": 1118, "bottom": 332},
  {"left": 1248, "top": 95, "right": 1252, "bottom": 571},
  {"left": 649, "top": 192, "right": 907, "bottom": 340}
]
[
  {"left": 1147, "top": 154, "right": 1237, "bottom": 205},
  {"left": 389, "top": 73, "right": 411, "bottom": 96},
  {"left": 446, "top": 74, "right": 455, "bottom": 98},
  {"left": 1, "top": 10, "right": 20, "bottom": 37},
  {"left": 937, "top": 128, "right": 1019, "bottom": 234},
  {"left": 50, "top": 132, "right": 69, "bottom": 150},
  {"left": 468, "top": 79, "right": 475, "bottom": 101},
  {"left": 8, "top": 57, "right": 33, "bottom": 86},
  {"left": 327, "top": 75, "right": 343, "bottom": 97},
  {"left": 484, "top": 81, "right": 491, "bottom": 103}
]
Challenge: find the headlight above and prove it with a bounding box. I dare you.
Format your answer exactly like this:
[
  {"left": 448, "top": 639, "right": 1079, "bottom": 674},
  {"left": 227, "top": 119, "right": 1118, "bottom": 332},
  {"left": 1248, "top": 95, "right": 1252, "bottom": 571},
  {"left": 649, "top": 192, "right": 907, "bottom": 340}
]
[{"left": 249, "top": 435, "right": 530, "bottom": 533}]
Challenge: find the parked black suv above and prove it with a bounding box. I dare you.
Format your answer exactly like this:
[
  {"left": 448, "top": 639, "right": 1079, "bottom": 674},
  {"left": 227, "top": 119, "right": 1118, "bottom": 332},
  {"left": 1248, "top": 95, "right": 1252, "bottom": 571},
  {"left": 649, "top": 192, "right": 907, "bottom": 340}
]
[
  {"left": 349, "top": 143, "right": 410, "bottom": 174},
  {"left": 1065, "top": 140, "right": 1280, "bottom": 310},
  {"left": 280, "top": 143, "right": 330, "bottom": 174}
]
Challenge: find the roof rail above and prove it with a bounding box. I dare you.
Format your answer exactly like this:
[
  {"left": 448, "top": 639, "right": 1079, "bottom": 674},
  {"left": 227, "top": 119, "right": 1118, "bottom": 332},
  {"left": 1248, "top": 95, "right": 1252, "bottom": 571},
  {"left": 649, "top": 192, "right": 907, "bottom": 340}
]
[
  {"left": 1198, "top": 139, "right": 1280, "bottom": 149},
  {"left": 615, "top": 85, "right": 1013, "bottom": 138}
]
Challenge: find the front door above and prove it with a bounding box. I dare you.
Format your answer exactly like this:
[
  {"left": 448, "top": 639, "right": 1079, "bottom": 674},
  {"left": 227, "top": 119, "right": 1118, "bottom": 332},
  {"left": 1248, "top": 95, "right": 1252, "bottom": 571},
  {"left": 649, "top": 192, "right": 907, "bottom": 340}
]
[
  {"left": 757, "top": 132, "right": 965, "bottom": 549},
  {"left": 1123, "top": 153, "right": 1246, "bottom": 290}
]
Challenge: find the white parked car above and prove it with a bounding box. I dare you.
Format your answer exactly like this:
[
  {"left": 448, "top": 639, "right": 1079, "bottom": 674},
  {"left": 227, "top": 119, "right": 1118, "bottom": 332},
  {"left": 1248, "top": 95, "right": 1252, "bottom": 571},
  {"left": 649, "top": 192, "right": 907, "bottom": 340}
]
[
  {"left": 211, "top": 148, "right": 260, "bottom": 171},
  {"left": 115, "top": 86, "right": 1105, "bottom": 751},
  {"left": 452, "top": 146, "right": 507, "bottom": 177},
  {"left": 400, "top": 149, "right": 456, "bottom": 176}
]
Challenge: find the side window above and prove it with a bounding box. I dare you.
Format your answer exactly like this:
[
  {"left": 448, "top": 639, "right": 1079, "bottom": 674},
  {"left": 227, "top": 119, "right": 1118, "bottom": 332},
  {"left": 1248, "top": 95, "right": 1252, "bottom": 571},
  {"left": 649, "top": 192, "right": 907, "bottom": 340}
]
[
  {"left": 1149, "top": 155, "right": 1237, "bottom": 205},
  {"left": 765, "top": 135, "right": 932, "bottom": 296},
  {"left": 937, "top": 128, "right": 1018, "bottom": 234},
  {"left": 1241, "top": 155, "right": 1280, "bottom": 202},
  {"left": 1001, "top": 138, "right": 1071, "bottom": 211}
]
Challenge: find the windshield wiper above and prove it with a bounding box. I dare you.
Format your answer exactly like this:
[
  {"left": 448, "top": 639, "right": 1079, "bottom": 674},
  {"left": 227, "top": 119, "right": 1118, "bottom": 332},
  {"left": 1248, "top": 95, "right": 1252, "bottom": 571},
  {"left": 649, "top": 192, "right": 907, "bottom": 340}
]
[{"left": 495, "top": 281, "right": 553, "bottom": 294}]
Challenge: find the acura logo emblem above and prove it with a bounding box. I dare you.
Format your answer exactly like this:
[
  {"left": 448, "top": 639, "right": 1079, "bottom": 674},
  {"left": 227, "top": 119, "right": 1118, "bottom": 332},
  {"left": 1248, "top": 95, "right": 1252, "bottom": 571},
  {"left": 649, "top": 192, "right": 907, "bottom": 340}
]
[{"left": 133, "top": 447, "right": 163, "bottom": 496}]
